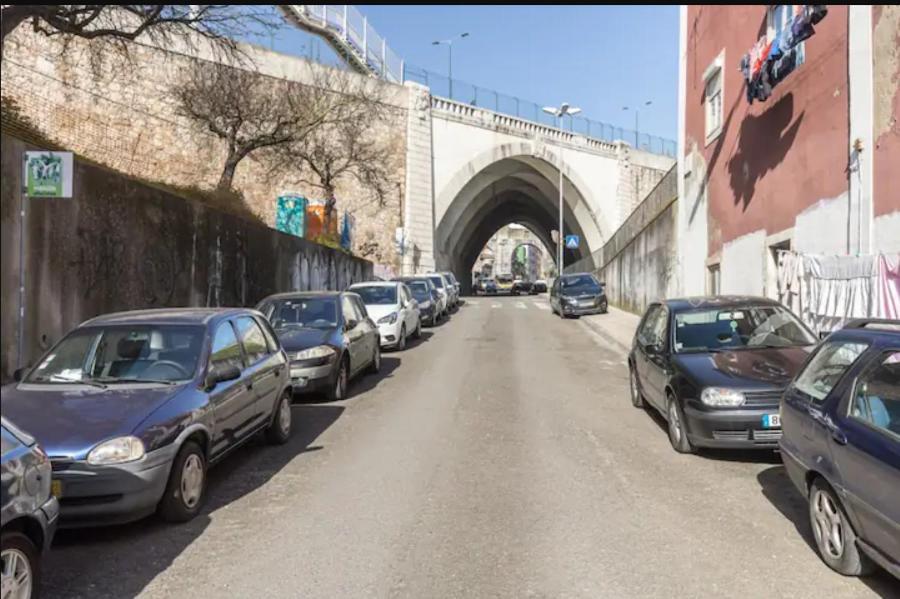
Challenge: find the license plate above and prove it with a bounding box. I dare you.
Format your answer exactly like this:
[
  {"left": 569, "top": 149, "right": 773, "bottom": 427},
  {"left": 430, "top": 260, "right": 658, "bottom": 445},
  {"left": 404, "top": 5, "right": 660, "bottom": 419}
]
[
  {"left": 762, "top": 414, "right": 781, "bottom": 428},
  {"left": 51, "top": 479, "right": 62, "bottom": 498},
  {"left": 579, "top": 300, "right": 594, "bottom": 307}
]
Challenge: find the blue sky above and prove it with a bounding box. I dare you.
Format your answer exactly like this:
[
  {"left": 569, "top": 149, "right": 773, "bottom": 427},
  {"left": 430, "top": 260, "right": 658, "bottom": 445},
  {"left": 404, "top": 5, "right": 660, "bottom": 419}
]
[{"left": 264, "top": 6, "right": 679, "bottom": 141}]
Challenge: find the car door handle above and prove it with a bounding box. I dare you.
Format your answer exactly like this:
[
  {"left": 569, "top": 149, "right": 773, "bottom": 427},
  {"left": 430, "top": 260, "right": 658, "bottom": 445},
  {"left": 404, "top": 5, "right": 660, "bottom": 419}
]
[
  {"left": 823, "top": 415, "right": 847, "bottom": 445},
  {"left": 273, "top": 367, "right": 281, "bottom": 377},
  {"left": 807, "top": 406, "right": 826, "bottom": 424}
]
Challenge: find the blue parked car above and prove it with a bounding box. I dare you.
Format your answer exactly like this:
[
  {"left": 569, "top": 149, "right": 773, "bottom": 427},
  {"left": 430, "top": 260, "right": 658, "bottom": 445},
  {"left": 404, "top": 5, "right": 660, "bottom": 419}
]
[
  {"left": 780, "top": 319, "right": 899, "bottom": 580},
  {"left": 1, "top": 308, "right": 293, "bottom": 527}
]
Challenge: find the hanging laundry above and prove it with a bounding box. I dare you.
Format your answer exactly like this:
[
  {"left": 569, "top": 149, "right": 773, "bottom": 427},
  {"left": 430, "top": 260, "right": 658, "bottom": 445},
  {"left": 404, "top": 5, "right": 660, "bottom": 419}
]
[
  {"left": 790, "top": 10, "right": 816, "bottom": 46},
  {"left": 808, "top": 5, "right": 828, "bottom": 25},
  {"left": 770, "top": 47, "right": 798, "bottom": 85}
]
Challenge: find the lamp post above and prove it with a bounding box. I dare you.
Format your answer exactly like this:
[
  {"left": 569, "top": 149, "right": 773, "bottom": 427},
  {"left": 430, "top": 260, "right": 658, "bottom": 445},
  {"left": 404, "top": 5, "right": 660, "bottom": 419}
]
[
  {"left": 542, "top": 103, "right": 582, "bottom": 277},
  {"left": 623, "top": 100, "right": 652, "bottom": 149},
  {"left": 432, "top": 32, "right": 469, "bottom": 99}
]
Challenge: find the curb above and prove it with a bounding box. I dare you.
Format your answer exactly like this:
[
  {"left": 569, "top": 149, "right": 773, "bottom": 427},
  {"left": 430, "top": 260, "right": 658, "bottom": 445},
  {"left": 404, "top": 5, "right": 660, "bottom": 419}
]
[{"left": 580, "top": 316, "right": 632, "bottom": 356}]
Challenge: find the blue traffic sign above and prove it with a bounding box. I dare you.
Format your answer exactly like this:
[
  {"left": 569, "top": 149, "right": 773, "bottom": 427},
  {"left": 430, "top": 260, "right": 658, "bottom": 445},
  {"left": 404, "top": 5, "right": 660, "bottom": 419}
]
[{"left": 565, "top": 235, "right": 580, "bottom": 249}]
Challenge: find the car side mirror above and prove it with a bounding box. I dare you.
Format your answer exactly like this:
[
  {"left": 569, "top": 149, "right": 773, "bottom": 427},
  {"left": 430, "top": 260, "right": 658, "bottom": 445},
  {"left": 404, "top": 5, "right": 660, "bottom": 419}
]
[
  {"left": 205, "top": 363, "right": 241, "bottom": 389},
  {"left": 644, "top": 343, "right": 661, "bottom": 355},
  {"left": 13, "top": 367, "right": 26, "bottom": 382},
  {"left": 818, "top": 330, "right": 829, "bottom": 340},
  {"left": 345, "top": 319, "right": 358, "bottom": 331}
]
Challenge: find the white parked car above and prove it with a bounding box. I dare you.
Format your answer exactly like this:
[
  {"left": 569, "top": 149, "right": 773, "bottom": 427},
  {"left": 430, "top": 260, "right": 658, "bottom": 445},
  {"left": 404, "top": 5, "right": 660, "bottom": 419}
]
[{"left": 348, "top": 282, "right": 421, "bottom": 350}]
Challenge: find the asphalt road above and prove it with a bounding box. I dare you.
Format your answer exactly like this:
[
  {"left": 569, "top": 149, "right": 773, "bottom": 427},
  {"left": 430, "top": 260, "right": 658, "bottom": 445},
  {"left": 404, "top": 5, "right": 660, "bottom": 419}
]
[{"left": 43, "top": 295, "right": 897, "bottom": 598}]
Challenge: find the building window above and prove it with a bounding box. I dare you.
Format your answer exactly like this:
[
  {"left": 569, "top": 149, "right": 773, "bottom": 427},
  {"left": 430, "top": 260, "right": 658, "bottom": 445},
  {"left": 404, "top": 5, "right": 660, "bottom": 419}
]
[
  {"left": 707, "top": 263, "right": 721, "bottom": 295},
  {"left": 702, "top": 51, "right": 724, "bottom": 144},
  {"left": 768, "top": 5, "right": 806, "bottom": 66}
]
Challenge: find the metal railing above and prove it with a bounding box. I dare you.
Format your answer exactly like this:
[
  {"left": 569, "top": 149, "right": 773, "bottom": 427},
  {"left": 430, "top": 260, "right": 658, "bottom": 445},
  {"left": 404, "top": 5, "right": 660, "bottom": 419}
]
[
  {"left": 281, "top": 6, "right": 676, "bottom": 157},
  {"left": 405, "top": 65, "right": 676, "bottom": 157}
]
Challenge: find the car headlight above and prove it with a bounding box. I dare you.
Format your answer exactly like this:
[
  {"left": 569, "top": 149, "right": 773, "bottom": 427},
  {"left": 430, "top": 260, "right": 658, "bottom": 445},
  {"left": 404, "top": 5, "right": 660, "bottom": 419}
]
[
  {"left": 87, "top": 436, "right": 145, "bottom": 465},
  {"left": 293, "top": 345, "right": 336, "bottom": 361},
  {"left": 701, "top": 387, "right": 746, "bottom": 407},
  {"left": 378, "top": 312, "right": 398, "bottom": 325}
]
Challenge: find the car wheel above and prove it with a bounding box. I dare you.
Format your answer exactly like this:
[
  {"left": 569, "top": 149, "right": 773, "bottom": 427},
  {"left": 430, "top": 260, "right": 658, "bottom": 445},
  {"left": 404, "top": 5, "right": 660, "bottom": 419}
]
[
  {"left": 600, "top": 301, "right": 608, "bottom": 314},
  {"left": 265, "top": 391, "right": 293, "bottom": 445},
  {"left": 328, "top": 357, "right": 349, "bottom": 400},
  {"left": 398, "top": 325, "right": 407, "bottom": 351},
  {"left": 666, "top": 395, "right": 695, "bottom": 454},
  {"left": 159, "top": 440, "right": 206, "bottom": 523},
  {"left": 367, "top": 344, "right": 381, "bottom": 375},
  {"left": 629, "top": 365, "right": 645, "bottom": 408},
  {"left": 414, "top": 318, "right": 422, "bottom": 339},
  {"left": 1, "top": 531, "right": 40, "bottom": 599},
  {"left": 809, "top": 478, "right": 875, "bottom": 576}
]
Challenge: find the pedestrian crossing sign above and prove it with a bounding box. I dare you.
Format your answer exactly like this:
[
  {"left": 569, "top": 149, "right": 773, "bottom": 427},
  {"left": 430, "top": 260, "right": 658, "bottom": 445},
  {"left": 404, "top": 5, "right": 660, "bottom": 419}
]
[{"left": 565, "top": 235, "right": 580, "bottom": 249}]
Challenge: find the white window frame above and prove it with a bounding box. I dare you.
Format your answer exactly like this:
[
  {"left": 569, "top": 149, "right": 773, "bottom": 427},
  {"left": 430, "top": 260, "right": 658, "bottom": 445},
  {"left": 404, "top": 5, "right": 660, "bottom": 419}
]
[
  {"left": 702, "top": 50, "right": 724, "bottom": 145},
  {"left": 767, "top": 5, "right": 806, "bottom": 67}
]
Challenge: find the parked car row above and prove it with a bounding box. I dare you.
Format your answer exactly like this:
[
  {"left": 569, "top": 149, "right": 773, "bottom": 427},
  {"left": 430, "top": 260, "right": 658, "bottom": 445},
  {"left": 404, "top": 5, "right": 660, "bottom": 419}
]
[
  {"left": 0, "top": 271, "right": 466, "bottom": 597},
  {"left": 474, "top": 277, "right": 548, "bottom": 296},
  {"left": 627, "top": 296, "right": 899, "bottom": 581}
]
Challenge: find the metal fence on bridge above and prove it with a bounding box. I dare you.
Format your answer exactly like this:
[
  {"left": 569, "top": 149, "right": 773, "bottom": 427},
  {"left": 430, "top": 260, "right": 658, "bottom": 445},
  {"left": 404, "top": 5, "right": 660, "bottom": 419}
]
[{"left": 404, "top": 64, "right": 676, "bottom": 157}]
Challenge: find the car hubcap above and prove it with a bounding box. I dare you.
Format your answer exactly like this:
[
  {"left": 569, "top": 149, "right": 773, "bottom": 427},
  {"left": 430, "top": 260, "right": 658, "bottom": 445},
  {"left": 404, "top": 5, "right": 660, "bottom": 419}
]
[
  {"left": 337, "top": 366, "right": 347, "bottom": 398},
  {"left": 278, "top": 396, "right": 291, "bottom": 435},
  {"left": 1, "top": 548, "right": 33, "bottom": 599},
  {"left": 669, "top": 402, "right": 682, "bottom": 443},
  {"left": 812, "top": 490, "right": 844, "bottom": 559},
  {"left": 630, "top": 370, "right": 638, "bottom": 403},
  {"left": 374, "top": 347, "right": 381, "bottom": 370},
  {"left": 400, "top": 327, "right": 406, "bottom": 349},
  {"left": 180, "top": 454, "right": 204, "bottom": 509}
]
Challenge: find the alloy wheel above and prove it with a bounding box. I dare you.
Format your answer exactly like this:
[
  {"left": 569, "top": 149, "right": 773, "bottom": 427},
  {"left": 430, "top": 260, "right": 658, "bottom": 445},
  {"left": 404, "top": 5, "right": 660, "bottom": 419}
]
[
  {"left": 812, "top": 489, "right": 844, "bottom": 559},
  {"left": 278, "top": 395, "right": 292, "bottom": 436},
  {"left": 1, "top": 548, "right": 33, "bottom": 599},
  {"left": 180, "top": 454, "right": 204, "bottom": 509},
  {"left": 336, "top": 363, "right": 348, "bottom": 399},
  {"left": 398, "top": 326, "right": 407, "bottom": 350},
  {"left": 668, "top": 401, "right": 682, "bottom": 444}
]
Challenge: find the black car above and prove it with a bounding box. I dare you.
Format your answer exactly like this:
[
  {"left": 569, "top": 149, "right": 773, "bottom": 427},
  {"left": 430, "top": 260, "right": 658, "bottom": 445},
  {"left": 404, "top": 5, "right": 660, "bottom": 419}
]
[
  {"left": 395, "top": 277, "right": 439, "bottom": 326},
  {"left": 531, "top": 280, "right": 548, "bottom": 294},
  {"left": 549, "top": 273, "right": 608, "bottom": 317},
  {"left": 2, "top": 418, "right": 59, "bottom": 599},
  {"left": 1, "top": 308, "right": 294, "bottom": 527},
  {"left": 256, "top": 291, "right": 380, "bottom": 401},
  {"left": 628, "top": 296, "right": 817, "bottom": 453},
  {"left": 512, "top": 280, "right": 533, "bottom": 295},
  {"left": 780, "top": 320, "right": 899, "bottom": 579}
]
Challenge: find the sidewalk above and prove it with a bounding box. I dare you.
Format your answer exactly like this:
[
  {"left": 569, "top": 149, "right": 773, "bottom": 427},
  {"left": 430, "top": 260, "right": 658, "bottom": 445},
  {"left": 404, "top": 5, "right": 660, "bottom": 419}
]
[{"left": 580, "top": 306, "right": 641, "bottom": 355}]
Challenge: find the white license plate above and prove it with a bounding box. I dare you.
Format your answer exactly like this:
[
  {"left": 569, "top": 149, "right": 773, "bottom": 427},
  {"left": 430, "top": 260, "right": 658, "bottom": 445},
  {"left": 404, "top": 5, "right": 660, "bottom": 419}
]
[
  {"left": 579, "top": 300, "right": 594, "bottom": 307},
  {"left": 762, "top": 414, "right": 781, "bottom": 428}
]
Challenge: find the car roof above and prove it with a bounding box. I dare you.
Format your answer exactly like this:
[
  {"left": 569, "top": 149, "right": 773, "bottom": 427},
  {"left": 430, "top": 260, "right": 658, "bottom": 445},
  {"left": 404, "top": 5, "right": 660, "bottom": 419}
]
[
  {"left": 827, "top": 320, "right": 900, "bottom": 346},
  {"left": 349, "top": 281, "right": 399, "bottom": 288},
  {"left": 259, "top": 291, "right": 343, "bottom": 302},
  {"left": 661, "top": 296, "right": 783, "bottom": 312},
  {"left": 80, "top": 307, "right": 254, "bottom": 327}
]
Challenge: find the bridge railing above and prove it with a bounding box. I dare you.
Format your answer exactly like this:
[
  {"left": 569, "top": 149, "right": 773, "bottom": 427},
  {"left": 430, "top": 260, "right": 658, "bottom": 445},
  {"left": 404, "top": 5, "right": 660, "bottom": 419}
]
[{"left": 406, "top": 64, "right": 676, "bottom": 157}]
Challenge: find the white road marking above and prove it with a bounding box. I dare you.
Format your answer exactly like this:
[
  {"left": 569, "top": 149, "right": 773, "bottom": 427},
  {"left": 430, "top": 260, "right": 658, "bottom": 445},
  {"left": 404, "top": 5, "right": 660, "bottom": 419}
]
[
  {"left": 533, "top": 302, "right": 551, "bottom": 311},
  {"left": 491, "top": 303, "right": 502, "bottom": 309},
  {"left": 468, "top": 301, "right": 480, "bottom": 306},
  {"left": 515, "top": 302, "right": 527, "bottom": 309}
]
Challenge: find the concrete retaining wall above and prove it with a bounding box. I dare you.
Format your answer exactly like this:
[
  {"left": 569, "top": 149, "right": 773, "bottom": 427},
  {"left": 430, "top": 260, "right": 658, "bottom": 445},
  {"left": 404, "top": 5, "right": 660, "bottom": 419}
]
[{"left": 1, "top": 134, "right": 373, "bottom": 381}]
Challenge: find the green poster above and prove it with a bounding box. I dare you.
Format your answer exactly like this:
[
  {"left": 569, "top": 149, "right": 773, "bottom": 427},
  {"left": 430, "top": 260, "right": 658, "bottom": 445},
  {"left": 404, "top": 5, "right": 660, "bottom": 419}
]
[{"left": 25, "top": 151, "right": 73, "bottom": 198}]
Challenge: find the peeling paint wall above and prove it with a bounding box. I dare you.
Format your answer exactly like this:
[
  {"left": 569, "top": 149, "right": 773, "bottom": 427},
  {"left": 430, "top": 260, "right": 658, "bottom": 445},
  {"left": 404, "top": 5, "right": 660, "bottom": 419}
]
[
  {"left": 1, "top": 135, "right": 373, "bottom": 382},
  {"left": 873, "top": 5, "right": 900, "bottom": 222}
]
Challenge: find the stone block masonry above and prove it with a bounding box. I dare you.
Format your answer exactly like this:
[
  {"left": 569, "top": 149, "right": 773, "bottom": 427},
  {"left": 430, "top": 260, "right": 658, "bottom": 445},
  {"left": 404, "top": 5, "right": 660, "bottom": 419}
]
[{"left": 0, "top": 29, "right": 409, "bottom": 271}]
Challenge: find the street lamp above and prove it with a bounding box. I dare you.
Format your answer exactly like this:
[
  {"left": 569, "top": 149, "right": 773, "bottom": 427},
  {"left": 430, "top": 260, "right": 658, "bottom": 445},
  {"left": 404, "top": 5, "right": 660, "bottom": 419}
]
[
  {"left": 622, "top": 100, "right": 652, "bottom": 149},
  {"left": 542, "top": 103, "right": 582, "bottom": 277},
  {"left": 432, "top": 32, "right": 469, "bottom": 99}
]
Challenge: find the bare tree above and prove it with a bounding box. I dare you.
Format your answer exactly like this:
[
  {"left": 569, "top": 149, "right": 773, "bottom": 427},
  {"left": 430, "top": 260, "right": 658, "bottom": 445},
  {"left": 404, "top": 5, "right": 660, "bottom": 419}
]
[
  {"left": 273, "top": 72, "right": 398, "bottom": 234},
  {"left": 1, "top": 5, "right": 278, "bottom": 58},
  {"left": 172, "top": 62, "right": 371, "bottom": 192}
]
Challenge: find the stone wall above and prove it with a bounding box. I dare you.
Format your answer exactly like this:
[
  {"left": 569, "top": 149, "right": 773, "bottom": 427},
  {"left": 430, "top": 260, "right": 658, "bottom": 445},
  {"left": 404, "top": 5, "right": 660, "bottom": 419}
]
[
  {"left": 0, "top": 28, "right": 408, "bottom": 271},
  {"left": 1, "top": 134, "right": 373, "bottom": 382}
]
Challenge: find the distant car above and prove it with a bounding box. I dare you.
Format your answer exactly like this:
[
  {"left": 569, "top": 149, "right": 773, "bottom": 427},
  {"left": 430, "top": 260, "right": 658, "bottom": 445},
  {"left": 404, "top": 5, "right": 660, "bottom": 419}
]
[
  {"left": 2, "top": 417, "right": 59, "bottom": 599},
  {"left": 349, "top": 282, "right": 421, "bottom": 350},
  {"left": 628, "top": 296, "right": 817, "bottom": 453},
  {"left": 440, "top": 272, "right": 461, "bottom": 305},
  {"left": 780, "top": 319, "right": 900, "bottom": 580},
  {"left": 495, "top": 275, "right": 514, "bottom": 294},
  {"left": 512, "top": 280, "right": 533, "bottom": 295},
  {"left": 1, "top": 308, "right": 294, "bottom": 527},
  {"left": 424, "top": 273, "right": 451, "bottom": 319},
  {"left": 257, "top": 291, "right": 380, "bottom": 401},
  {"left": 395, "top": 277, "right": 441, "bottom": 325},
  {"left": 532, "top": 280, "right": 548, "bottom": 294},
  {"left": 482, "top": 280, "right": 498, "bottom": 295},
  {"left": 549, "top": 273, "right": 608, "bottom": 317}
]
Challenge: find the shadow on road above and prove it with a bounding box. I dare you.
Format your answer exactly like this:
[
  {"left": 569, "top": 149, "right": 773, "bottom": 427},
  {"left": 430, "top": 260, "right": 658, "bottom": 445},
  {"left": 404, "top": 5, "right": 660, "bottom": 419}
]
[
  {"left": 756, "top": 466, "right": 899, "bottom": 597},
  {"left": 347, "top": 356, "right": 401, "bottom": 398},
  {"left": 43, "top": 403, "right": 344, "bottom": 599}
]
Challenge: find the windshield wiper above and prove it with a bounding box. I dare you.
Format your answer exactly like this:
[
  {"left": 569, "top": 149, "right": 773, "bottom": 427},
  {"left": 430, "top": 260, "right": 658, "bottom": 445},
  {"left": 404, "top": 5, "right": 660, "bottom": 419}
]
[
  {"left": 41, "top": 376, "right": 108, "bottom": 389},
  {"left": 96, "top": 377, "right": 179, "bottom": 386}
]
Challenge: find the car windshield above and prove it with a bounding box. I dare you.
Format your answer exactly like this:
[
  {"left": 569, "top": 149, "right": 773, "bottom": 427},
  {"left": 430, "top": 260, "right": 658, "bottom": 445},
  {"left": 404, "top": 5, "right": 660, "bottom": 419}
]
[
  {"left": 352, "top": 286, "right": 397, "bottom": 305},
  {"left": 26, "top": 325, "right": 205, "bottom": 384},
  {"left": 265, "top": 298, "right": 338, "bottom": 330},
  {"left": 560, "top": 275, "right": 601, "bottom": 295},
  {"left": 496, "top": 275, "right": 512, "bottom": 284},
  {"left": 408, "top": 281, "right": 431, "bottom": 301},
  {"left": 674, "top": 305, "right": 816, "bottom": 353},
  {"left": 428, "top": 276, "right": 444, "bottom": 289}
]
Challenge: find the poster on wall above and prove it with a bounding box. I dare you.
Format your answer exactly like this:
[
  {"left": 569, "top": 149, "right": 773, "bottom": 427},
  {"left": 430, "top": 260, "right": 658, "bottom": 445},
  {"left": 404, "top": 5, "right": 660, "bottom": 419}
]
[
  {"left": 24, "top": 151, "right": 73, "bottom": 198},
  {"left": 275, "top": 194, "right": 307, "bottom": 238}
]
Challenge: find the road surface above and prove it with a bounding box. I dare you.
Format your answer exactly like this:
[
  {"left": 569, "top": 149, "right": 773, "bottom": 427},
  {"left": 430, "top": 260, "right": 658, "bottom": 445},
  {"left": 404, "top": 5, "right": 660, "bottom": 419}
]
[{"left": 44, "top": 295, "right": 895, "bottom": 598}]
